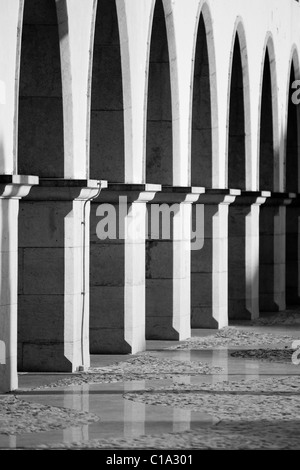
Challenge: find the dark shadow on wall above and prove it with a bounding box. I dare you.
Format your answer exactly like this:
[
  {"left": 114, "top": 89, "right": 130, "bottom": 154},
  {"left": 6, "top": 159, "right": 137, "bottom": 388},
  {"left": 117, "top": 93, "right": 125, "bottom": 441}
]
[
  {"left": 227, "top": 33, "right": 247, "bottom": 320},
  {"left": 146, "top": 0, "right": 173, "bottom": 185},
  {"left": 259, "top": 49, "right": 274, "bottom": 191},
  {"left": 228, "top": 203, "right": 251, "bottom": 320},
  {"left": 228, "top": 34, "right": 246, "bottom": 190},
  {"left": 18, "top": 0, "right": 64, "bottom": 178},
  {"left": 145, "top": 0, "right": 176, "bottom": 339},
  {"left": 191, "top": 203, "right": 219, "bottom": 329},
  {"left": 286, "top": 61, "right": 300, "bottom": 306},
  {"left": 90, "top": 0, "right": 124, "bottom": 183},
  {"left": 191, "top": 14, "right": 212, "bottom": 188},
  {"left": 259, "top": 48, "right": 278, "bottom": 312},
  {"left": 286, "top": 63, "right": 298, "bottom": 193},
  {"left": 18, "top": 197, "right": 73, "bottom": 372}
]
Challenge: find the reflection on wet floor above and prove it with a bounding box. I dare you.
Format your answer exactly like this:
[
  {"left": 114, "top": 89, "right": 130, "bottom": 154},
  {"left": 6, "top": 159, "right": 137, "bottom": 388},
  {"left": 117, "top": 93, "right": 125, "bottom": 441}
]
[
  {"left": 0, "top": 381, "right": 217, "bottom": 449},
  {"left": 0, "top": 346, "right": 299, "bottom": 449}
]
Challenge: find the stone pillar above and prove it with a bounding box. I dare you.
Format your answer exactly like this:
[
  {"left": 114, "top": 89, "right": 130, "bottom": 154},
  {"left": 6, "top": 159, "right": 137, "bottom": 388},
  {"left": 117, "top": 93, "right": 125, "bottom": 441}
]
[
  {"left": 116, "top": 0, "right": 156, "bottom": 183},
  {"left": 90, "top": 184, "right": 159, "bottom": 354},
  {"left": 146, "top": 187, "right": 203, "bottom": 340},
  {"left": 259, "top": 193, "right": 294, "bottom": 312},
  {"left": 191, "top": 190, "right": 240, "bottom": 329},
  {"left": 286, "top": 195, "right": 300, "bottom": 306},
  {"left": 18, "top": 179, "right": 106, "bottom": 372},
  {"left": 0, "top": 175, "right": 38, "bottom": 393},
  {"left": 228, "top": 191, "right": 270, "bottom": 321}
]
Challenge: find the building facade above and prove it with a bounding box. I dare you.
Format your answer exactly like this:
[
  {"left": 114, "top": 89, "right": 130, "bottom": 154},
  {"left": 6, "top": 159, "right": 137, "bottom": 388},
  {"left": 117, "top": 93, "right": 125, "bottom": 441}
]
[{"left": 0, "top": 0, "right": 300, "bottom": 392}]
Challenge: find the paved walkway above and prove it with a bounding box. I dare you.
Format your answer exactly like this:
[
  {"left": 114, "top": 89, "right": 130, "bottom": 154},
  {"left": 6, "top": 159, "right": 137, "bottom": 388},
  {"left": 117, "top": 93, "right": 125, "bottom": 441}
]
[{"left": 0, "top": 313, "right": 300, "bottom": 449}]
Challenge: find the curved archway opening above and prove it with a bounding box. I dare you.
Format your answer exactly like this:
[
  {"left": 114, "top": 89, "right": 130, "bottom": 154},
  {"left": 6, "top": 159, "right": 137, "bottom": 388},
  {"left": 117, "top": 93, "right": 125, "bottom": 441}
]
[
  {"left": 89, "top": 0, "right": 127, "bottom": 353},
  {"left": 259, "top": 48, "right": 275, "bottom": 191},
  {"left": 18, "top": 0, "right": 64, "bottom": 177},
  {"left": 228, "top": 32, "right": 246, "bottom": 321},
  {"left": 286, "top": 62, "right": 299, "bottom": 193},
  {"left": 146, "top": 0, "right": 172, "bottom": 185},
  {"left": 90, "top": 0, "right": 124, "bottom": 182},
  {"left": 191, "top": 13, "right": 212, "bottom": 187},
  {"left": 259, "top": 43, "right": 284, "bottom": 313},
  {"left": 228, "top": 34, "right": 246, "bottom": 190},
  {"left": 286, "top": 57, "right": 300, "bottom": 306}
]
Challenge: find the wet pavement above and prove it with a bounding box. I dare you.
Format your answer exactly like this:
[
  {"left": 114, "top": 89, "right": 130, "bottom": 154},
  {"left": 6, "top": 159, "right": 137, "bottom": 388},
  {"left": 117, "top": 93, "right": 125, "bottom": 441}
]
[{"left": 0, "top": 323, "right": 300, "bottom": 449}]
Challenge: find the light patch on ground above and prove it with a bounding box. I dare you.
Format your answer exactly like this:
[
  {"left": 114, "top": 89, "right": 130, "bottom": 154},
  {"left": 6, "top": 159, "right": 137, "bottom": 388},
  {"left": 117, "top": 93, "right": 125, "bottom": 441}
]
[
  {"left": 30, "top": 354, "right": 223, "bottom": 390},
  {"left": 0, "top": 395, "right": 100, "bottom": 435}
]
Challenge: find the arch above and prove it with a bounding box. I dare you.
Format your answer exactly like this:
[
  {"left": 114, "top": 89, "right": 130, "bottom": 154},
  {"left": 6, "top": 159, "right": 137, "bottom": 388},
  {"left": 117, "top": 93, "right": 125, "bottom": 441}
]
[
  {"left": 226, "top": 19, "right": 251, "bottom": 190},
  {"left": 146, "top": 0, "right": 173, "bottom": 185},
  {"left": 285, "top": 45, "right": 300, "bottom": 193},
  {"left": 285, "top": 45, "right": 300, "bottom": 306},
  {"left": 18, "top": 0, "right": 64, "bottom": 177},
  {"left": 258, "top": 33, "right": 280, "bottom": 191},
  {"left": 191, "top": 2, "right": 218, "bottom": 188},
  {"left": 90, "top": 0, "right": 124, "bottom": 182}
]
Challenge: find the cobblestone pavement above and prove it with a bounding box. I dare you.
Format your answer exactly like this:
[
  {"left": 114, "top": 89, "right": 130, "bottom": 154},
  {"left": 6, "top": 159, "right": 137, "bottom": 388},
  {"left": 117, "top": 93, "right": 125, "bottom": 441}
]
[
  {"left": 0, "top": 395, "right": 100, "bottom": 435},
  {"left": 29, "top": 355, "right": 224, "bottom": 390},
  {"left": 230, "top": 348, "right": 294, "bottom": 362},
  {"left": 124, "top": 376, "right": 300, "bottom": 422},
  {"left": 1, "top": 325, "right": 300, "bottom": 449},
  {"left": 168, "top": 326, "right": 297, "bottom": 350},
  {"left": 250, "top": 310, "right": 300, "bottom": 326},
  {"left": 38, "top": 421, "right": 300, "bottom": 450}
]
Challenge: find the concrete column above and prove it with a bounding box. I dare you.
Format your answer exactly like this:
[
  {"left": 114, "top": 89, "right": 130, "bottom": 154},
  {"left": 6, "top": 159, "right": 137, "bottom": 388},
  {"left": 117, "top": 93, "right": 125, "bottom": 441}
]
[
  {"left": 18, "top": 179, "right": 105, "bottom": 372},
  {"left": 0, "top": 0, "right": 24, "bottom": 175},
  {"left": 146, "top": 187, "right": 203, "bottom": 340},
  {"left": 259, "top": 193, "right": 295, "bottom": 312},
  {"left": 0, "top": 176, "right": 38, "bottom": 393},
  {"left": 162, "top": 0, "right": 201, "bottom": 186},
  {"left": 0, "top": 1, "right": 41, "bottom": 393},
  {"left": 116, "top": 0, "right": 155, "bottom": 184},
  {"left": 228, "top": 192, "right": 270, "bottom": 321},
  {"left": 191, "top": 190, "right": 240, "bottom": 329},
  {"left": 55, "top": 0, "right": 97, "bottom": 179},
  {"left": 90, "top": 184, "right": 159, "bottom": 354}
]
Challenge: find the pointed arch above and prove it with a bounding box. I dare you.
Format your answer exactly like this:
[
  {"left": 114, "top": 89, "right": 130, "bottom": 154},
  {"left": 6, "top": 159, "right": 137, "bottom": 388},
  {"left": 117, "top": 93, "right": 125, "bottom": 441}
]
[
  {"left": 146, "top": 0, "right": 173, "bottom": 185},
  {"left": 258, "top": 33, "right": 279, "bottom": 192},
  {"left": 285, "top": 45, "right": 300, "bottom": 193},
  {"left": 90, "top": 0, "right": 124, "bottom": 182},
  {"left": 226, "top": 19, "right": 251, "bottom": 190},
  {"left": 18, "top": 0, "right": 64, "bottom": 177},
  {"left": 285, "top": 45, "right": 300, "bottom": 306},
  {"left": 191, "top": 2, "right": 218, "bottom": 188}
]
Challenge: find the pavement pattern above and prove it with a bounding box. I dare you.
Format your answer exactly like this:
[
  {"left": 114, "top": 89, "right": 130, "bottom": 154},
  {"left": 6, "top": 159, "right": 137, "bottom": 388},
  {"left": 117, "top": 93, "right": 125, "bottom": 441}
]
[{"left": 1, "top": 318, "right": 300, "bottom": 449}]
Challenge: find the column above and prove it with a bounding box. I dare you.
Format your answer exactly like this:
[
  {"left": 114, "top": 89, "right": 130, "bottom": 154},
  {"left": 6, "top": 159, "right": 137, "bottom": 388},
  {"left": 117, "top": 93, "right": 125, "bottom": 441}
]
[
  {"left": 146, "top": 187, "right": 203, "bottom": 340},
  {"left": 191, "top": 190, "right": 240, "bottom": 329},
  {"left": 90, "top": 184, "right": 159, "bottom": 354},
  {"left": 228, "top": 191, "right": 270, "bottom": 320},
  {"left": 0, "top": 1, "right": 39, "bottom": 392},
  {"left": 0, "top": 176, "right": 38, "bottom": 393},
  {"left": 18, "top": 179, "right": 106, "bottom": 372}
]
